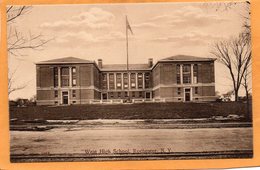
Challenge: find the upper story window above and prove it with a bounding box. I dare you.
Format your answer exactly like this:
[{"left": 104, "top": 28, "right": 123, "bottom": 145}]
[
  {"left": 176, "top": 64, "right": 181, "bottom": 84},
  {"left": 72, "top": 67, "right": 76, "bottom": 73},
  {"left": 137, "top": 73, "right": 143, "bottom": 89},
  {"left": 123, "top": 73, "right": 128, "bottom": 89},
  {"left": 130, "top": 73, "right": 136, "bottom": 89},
  {"left": 116, "top": 73, "right": 122, "bottom": 89},
  {"left": 102, "top": 73, "right": 107, "bottom": 89},
  {"left": 183, "top": 64, "right": 191, "bottom": 84},
  {"left": 145, "top": 73, "right": 150, "bottom": 88},
  {"left": 193, "top": 64, "right": 198, "bottom": 84},
  {"left": 54, "top": 67, "right": 58, "bottom": 87},
  {"left": 72, "top": 67, "right": 77, "bottom": 86},
  {"left": 109, "top": 73, "right": 115, "bottom": 89},
  {"left": 61, "top": 67, "right": 69, "bottom": 87}
]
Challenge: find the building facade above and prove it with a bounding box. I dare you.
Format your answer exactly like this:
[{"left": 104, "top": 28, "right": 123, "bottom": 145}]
[{"left": 36, "top": 55, "right": 216, "bottom": 105}]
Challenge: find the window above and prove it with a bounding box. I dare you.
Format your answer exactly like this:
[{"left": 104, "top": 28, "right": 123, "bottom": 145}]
[
  {"left": 193, "top": 64, "right": 198, "bottom": 84},
  {"left": 72, "top": 101, "right": 76, "bottom": 104},
  {"left": 116, "top": 73, "right": 122, "bottom": 89},
  {"left": 145, "top": 73, "right": 150, "bottom": 88},
  {"left": 130, "top": 73, "right": 136, "bottom": 89},
  {"left": 72, "top": 90, "right": 76, "bottom": 97},
  {"left": 110, "top": 92, "right": 114, "bottom": 98},
  {"left": 139, "top": 91, "right": 143, "bottom": 98},
  {"left": 72, "top": 67, "right": 77, "bottom": 86},
  {"left": 176, "top": 64, "right": 181, "bottom": 84},
  {"left": 54, "top": 67, "right": 58, "bottom": 87},
  {"left": 102, "top": 74, "right": 107, "bottom": 89},
  {"left": 72, "top": 79, "right": 77, "bottom": 86},
  {"left": 54, "top": 90, "right": 58, "bottom": 98},
  {"left": 55, "top": 101, "right": 58, "bottom": 105},
  {"left": 125, "top": 91, "right": 128, "bottom": 97},
  {"left": 178, "top": 98, "right": 181, "bottom": 101},
  {"left": 177, "top": 88, "right": 181, "bottom": 95},
  {"left": 195, "top": 87, "right": 198, "bottom": 94},
  {"left": 132, "top": 92, "right": 135, "bottom": 97},
  {"left": 109, "top": 73, "right": 115, "bottom": 89},
  {"left": 72, "top": 67, "right": 76, "bottom": 73},
  {"left": 102, "top": 74, "right": 107, "bottom": 81},
  {"left": 183, "top": 64, "right": 191, "bottom": 84},
  {"left": 123, "top": 73, "right": 128, "bottom": 89},
  {"left": 118, "top": 92, "right": 121, "bottom": 97},
  {"left": 137, "top": 73, "right": 143, "bottom": 89},
  {"left": 61, "top": 67, "right": 69, "bottom": 87}
]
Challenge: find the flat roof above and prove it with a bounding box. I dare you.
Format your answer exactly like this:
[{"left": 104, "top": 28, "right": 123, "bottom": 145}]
[
  {"left": 159, "top": 55, "right": 216, "bottom": 62},
  {"left": 36, "top": 57, "right": 94, "bottom": 64}
]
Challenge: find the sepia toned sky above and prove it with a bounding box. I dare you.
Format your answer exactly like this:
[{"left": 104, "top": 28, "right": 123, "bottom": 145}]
[{"left": 8, "top": 1, "right": 250, "bottom": 100}]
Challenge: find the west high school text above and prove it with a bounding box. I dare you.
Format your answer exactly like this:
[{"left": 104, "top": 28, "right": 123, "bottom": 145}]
[{"left": 84, "top": 148, "right": 173, "bottom": 154}]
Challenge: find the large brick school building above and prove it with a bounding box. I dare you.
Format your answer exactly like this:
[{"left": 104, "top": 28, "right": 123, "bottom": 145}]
[{"left": 36, "top": 55, "right": 216, "bottom": 105}]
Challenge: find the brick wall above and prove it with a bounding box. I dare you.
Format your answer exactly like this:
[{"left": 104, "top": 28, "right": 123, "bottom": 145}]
[
  {"left": 37, "top": 90, "right": 54, "bottom": 100},
  {"left": 160, "top": 63, "right": 176, "bottom": 85},
  {"left": 198, "top": 62, "right": 215, "bottom": 83},
  {"left": 93, "top": 65, "right": 101, "bottom": 89},
  {"left": 152, "top": 65, "right": 160, "bottom": 87},
  {"left": 79, "top": 65, "right": 92, "bottom": 86},
  {"left": 37, "top": 66, "right": 54, "bottom": 87}
]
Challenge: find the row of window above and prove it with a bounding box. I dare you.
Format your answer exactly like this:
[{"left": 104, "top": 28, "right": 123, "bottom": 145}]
[
  {"left": 54, "top": 90, "right": 77, "bottom": 98},
  {"left": 53, "top": 64, "right": 197, "bottom": 88},
  {"left": 176, "top": 64, "right": 198, "bottom": 84},
  {"left": 105, "top": 91, "right": 144, "bottom": 98},
  {"left": 102, "top": 72, "right": 150, "bottom": 90},
  {"left": 54, "top": 87, "right": 199, "bottom": 99},
  {"left": 177, "top": 87, "right": 198, "bottom": 95},
  {"left": 54, "top": 67, "right": 77, "bottom": 87}
]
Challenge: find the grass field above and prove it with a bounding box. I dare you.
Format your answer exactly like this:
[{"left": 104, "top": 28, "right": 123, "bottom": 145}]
[{"left": 9, "top": 102, "right": 252, "bottom": 121}]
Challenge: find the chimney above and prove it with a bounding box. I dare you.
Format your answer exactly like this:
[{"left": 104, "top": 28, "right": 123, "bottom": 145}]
[
  {"left": 148, "top": 58, "right": 153, "bottom": 67},
  {"left": 98, "top": 59, "right": 102, "bottom": 68}
]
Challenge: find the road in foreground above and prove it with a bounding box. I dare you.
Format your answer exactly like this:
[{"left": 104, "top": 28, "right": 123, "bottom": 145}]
[{"left": 10, "top": 124, "right": 253, "bottom": 162}]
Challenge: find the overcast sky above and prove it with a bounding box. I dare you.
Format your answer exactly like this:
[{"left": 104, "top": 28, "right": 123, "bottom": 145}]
[{"left": 8, "top": 1, "right": 250, "bottom": 100}]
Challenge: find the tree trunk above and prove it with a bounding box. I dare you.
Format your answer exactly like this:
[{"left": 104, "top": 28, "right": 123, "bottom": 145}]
[{"left": 234, "top": 90, "right": 239, "bottom": 101}]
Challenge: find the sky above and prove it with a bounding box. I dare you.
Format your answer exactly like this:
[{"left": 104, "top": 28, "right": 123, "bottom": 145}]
[{"left": 7, "top": 1, "right": 250, "bottom": 100}]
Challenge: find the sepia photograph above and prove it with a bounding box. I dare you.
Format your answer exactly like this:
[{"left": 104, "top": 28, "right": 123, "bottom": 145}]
[{"left": 7, "top": 1, "right": 253, "bottom": 163}]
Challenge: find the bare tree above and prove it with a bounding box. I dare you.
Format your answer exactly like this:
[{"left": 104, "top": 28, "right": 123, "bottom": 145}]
[
  {"left": 7, "top": 6, "right": 52, "bottom": 56},
  {"left": 211, "top": 33, "right": 251, "bottom": 101},
  {"left": 242, "top": 67, "right": 252, "bottom": 101},
  {"left": 7, "top": 6, "right": 52, "bottom": 95},
  {"left": 8, "top": 68, "right": 28, "bottom": 95},
  {"left": 204, "top": 1, "right": 251, "bottom": 40}
]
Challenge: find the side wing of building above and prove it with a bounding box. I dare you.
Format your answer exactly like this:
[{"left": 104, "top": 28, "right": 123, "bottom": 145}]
[
  {"left": 36, "top": 62, "right": 101, "bottom": 105},
  {"left": 152, "top": 60, "right": 216, "bottom": 102}
]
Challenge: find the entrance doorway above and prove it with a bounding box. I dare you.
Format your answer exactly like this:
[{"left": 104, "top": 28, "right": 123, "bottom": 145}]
[
  {"left": 102, "top": 93, "right": 108, "bottom": 100},
  {"left": 145, "top": 92, "right": 151, "bottom": 99},
  {"left": 184, "top": 88, "right": 191, "bottom": 102},
  {"left": 62, "top": 91, "right": 69, "bottom": 104}
]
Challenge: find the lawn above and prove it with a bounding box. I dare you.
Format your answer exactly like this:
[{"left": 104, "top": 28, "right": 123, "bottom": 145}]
[{"left": 9, "top": 101, "right": 252, "bottom": 121}]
